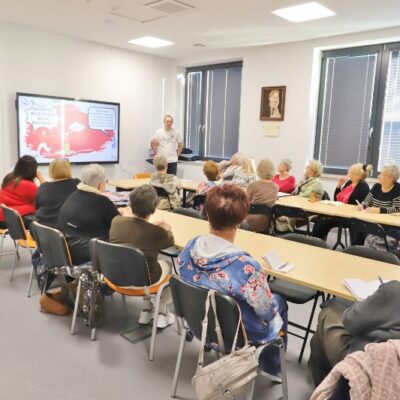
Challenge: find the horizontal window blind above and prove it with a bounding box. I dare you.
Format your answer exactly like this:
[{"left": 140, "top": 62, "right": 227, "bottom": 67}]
[
  {"left": 185, "top": 71, "right": 202, "bottom": 156},
  {"left": 317, "top": 53, "right": 377, "bottom": 171},
  {"left": 378, "top": 50, "right": 400, "bottom": 170}
]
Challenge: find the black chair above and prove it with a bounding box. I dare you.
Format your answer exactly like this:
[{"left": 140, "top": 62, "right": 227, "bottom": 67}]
[
  {"left": 349, "top": 218, "right": 389, "bottom": 250},
  {"left": 272, "top": 204, "right": 311, "bottom": 235},
  {"left": 91, "top": 239, "right": 171, "bottom": 360},
  {"left": 153, "top": 185, "right": 174, "bottom": 210},
  {"left": 173, "top": 207, "right": 203, "bottom": 219},
  {"left": 193, "top": 194, "right": 206, "bottom": 210},
  {"left": 169, "top": 275, "right": 288, "bottom": 400},
  {"left": 1, "top": 205, "right": 36, "bottom": 297},
  {"left": 31, "top": 222, "right": 88, "bottom": 337},
  {"left": 268, "top": 233, "right": 329, "bottom": 363},
  {"left": 322, "top": 191, "right": 330, "bottom": 200},
  {"left": 343, "top": 245, "right": 400, "bottom": 265},
  {"left": 245, "top": 204, "right": 273, "bottom": 234}
]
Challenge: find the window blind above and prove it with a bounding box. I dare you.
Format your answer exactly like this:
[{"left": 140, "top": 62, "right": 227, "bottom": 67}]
[
  {"left": 378, "top": 50, "right": 400, "bottom": 170},
  {"left": 317, "top": 53, "right": 378, "bottom": 171},
  {"left": 185, "top": 71, "right": 202, "bottom": 156}
]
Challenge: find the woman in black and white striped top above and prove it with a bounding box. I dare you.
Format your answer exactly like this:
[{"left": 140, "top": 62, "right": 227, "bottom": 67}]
[{"left": 358, "top": 164, "right": 400, "bottom": 214}]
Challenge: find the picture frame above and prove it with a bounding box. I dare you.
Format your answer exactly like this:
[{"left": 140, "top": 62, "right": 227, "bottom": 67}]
[{"left": 260, "top": 86, "right": 286, "bottom": 121}]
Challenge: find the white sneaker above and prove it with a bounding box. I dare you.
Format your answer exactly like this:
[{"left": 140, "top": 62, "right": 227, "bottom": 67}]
[
  {"left": 156, "top": 312, "right": 176, "bottom": 329},
  {"left": 260, "top": 370, "right": 282, "bottom": 384},
  {"left": 138, "top": 309, "right": 154, "bottom": 325}
]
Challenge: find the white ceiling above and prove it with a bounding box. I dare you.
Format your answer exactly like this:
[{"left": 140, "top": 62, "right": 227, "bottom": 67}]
[{"left": 1, "top": 0, "right": 400, "bottom": 60}]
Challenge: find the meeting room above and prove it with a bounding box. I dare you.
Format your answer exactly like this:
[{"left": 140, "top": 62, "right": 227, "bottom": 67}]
[{"left": 0, "top": 1, "right": 400, "bottom": 399}]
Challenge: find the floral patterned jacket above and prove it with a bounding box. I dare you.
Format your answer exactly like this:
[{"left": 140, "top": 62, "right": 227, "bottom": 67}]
[{"left": 178, "top": 235, "right": 283, "bottom": 345}]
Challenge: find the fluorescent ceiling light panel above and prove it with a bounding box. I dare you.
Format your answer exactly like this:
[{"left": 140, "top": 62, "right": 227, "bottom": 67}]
[
  {"left": 272, "top": 2, "right": 336, "bottom": 23},
  {"left": 128, "top": 36, "right": 174, "bottom": 48}
]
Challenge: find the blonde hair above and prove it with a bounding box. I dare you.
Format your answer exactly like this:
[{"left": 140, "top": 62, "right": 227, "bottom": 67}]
[
  {"left": 49, "top": 158, "right": 72, "bottom": 180},
  {"left": 153, "top": 155, "right": 168, "bottom": 171},
  {"left": 308, "top": 159, "right": 323, "bottom": 178},
  {"left": 350, "top": 163, "right": 372, "bottom": 180},
  {"left": 257, "top": 159, "right": 275, "bottom": 180},
  {"left": 241, "top": 158, "right": 255, "bottom": 175}
]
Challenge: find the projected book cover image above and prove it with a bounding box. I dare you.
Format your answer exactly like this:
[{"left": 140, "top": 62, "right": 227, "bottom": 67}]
[{"left": 17, "top": 93, "right": 120, "bottom": 164}]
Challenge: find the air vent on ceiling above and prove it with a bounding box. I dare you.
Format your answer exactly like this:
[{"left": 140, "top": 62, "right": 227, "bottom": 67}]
[{"left": 145, "top": 0, "right": 194, "bottom": 15}]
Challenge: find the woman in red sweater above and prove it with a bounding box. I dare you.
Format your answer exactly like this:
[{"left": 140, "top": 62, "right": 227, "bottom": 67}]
[
  {"left": 0, "top": 155, "right": 44, "bottom": 228},
  {"left": 272, "top": 158, "right": 296, "bottom": 193}
]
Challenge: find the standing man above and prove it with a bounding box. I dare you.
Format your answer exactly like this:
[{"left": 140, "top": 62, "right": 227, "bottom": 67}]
[{"left": 151, "top": 115, "right": 183, "bottom": 175}]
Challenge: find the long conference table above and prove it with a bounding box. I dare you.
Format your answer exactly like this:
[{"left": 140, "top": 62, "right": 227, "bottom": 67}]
[{"left": 150, "top": 209, "right": 400, "bottom": 302}]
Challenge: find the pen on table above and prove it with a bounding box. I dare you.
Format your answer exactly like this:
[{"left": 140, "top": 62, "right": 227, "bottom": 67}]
[{"left": 277, "top": 262, "right": 289, "bottom": 270}]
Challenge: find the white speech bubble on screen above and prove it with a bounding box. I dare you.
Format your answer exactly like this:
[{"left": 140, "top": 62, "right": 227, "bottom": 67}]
[
  {"left": 88, "top": 107, "right": 116, "bottom": 135},
  {"left": 69, "top": 122, "right": 85, "bottom": 132},
  {"left": 26, "top": 102, "right": 57, "bottom": 131}
]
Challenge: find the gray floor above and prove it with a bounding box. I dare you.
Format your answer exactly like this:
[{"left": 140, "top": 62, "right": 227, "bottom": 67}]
[{"left": 0, "top": 238, "right": 323, "bottom": 400}]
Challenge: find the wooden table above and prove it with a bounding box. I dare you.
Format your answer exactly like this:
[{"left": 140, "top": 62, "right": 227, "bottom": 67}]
[
  {"left": 150, "top": 209, "right": 400, "bottom": 301},
  {"left": 107, "top": 178, "right": 200, "bottom": 205}
]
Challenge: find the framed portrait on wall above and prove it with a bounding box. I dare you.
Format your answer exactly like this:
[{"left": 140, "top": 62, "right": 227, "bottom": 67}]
[{"left": 260, "top": 86, "right": 286, "bottom": 121}]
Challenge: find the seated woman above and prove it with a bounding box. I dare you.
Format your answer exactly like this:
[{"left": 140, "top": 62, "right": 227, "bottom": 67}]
[
  {"left": 35, "top": 158, "right": 80, "bottom": 228},
  {"left": 150, "top": 155, "right": 182, "bottom": 210},
  {"left": 57, "top": 164, "right": 119, "bottom": 265},
  {"left": 293, "top": 159, "right": 324, "bottom": 199},
  {"left": 232, "top": 156, "right": 257, "bottom": 188},
  {"left": 197, "top": 160, "right": 220, "bottom": 195},
  {"left": 312, "top": 163, "right": 371, "bottom": 240},
  {"left": 109, "top": 185, "right": 175, "bottom": 328},
  {"left": 245, "top": 158, "right": 278, "bottom": 232},
  {"left": 309, "top": 281, "right": 400, "bottom": 387},
  {"left": 178, "top": 185, "right": 288, "bottom": 379},
  {"left": 219, "top": 152, "right": 245, "bottom": 181},
  {"left": 0, "top": 155, "right": 45, "bottom": 228},
  {"left": 358, "top": 164, "right": 400, "bottom": 249},
  {"left": 272, "top": 159, "right": 296, "bottom": 194}
]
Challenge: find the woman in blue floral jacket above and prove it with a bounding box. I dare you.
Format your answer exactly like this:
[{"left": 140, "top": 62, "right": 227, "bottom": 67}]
[{"left": 179, "top": 185, "right": 288, "bottom": 379}]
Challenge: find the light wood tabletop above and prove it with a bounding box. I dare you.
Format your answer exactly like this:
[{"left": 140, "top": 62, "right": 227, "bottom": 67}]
[
  {"left": 150, "top": 209, "right": 400, "bottom": 301},
  {"left": 107, "top": 178, "right": 199, "bottom": 192},
  {"left": 277, "top": 195, "right": 400, "bottom": 227}
]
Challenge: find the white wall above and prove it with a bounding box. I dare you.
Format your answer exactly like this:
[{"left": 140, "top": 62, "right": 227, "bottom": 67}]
[
  {"left": 0, "top": 21, "right": 176, "bottom": 180},
  {"left": 177, "top": 26, "right": 400, "bottom": 194}
]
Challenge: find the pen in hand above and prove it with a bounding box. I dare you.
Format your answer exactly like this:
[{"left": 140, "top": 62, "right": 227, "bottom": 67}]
[{"left": 378, "top": 276, "right": 384, "bottom": 285}]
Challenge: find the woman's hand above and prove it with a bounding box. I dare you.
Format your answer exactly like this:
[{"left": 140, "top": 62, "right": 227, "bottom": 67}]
[
  {"left": 337, "top": 176, "right": 347, "bottom": 188},
  {"left": 36, "top": 170, "right": 45, "bottom": 184},
  {"left": 356, "top": 204, "right": 364, "bottom": 211}
]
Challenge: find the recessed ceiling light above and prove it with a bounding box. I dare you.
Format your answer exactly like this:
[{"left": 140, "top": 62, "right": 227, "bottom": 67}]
[
  {"left": 271, "top": 2, "right": 336, "bottom": 23},
  {"left": 128, "top": 36, "right": 174, "bottom": 48}
]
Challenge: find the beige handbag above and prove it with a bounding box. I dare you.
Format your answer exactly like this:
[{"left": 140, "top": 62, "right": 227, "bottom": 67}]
[{"left": 191, "top": 290, "right": 258, "bottom": 400}]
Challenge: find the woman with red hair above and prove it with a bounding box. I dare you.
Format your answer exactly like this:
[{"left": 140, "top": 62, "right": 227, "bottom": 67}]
[{"left": 178, "top": 185, "right": 288, "bottom": 381}]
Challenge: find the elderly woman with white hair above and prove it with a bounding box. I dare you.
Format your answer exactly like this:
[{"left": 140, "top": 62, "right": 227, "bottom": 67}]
[
  {"left": 272, "top": 158, "right": 296, "bottom": 194},
  {"left": 57, "top": 163, "right": 119, "bottom": 265},
  {"left": 293, "top": 159, "right": 324, "bottom": 200},
  {"left": 219, "top": 152, "right": 246, "bottom": 181}
]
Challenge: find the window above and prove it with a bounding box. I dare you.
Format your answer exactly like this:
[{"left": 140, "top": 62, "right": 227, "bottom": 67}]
[
  {"left": 185, "top": 62, "right": 242, "bottom": 159},
  {"left": 314, "top": 43, "right": 400, "bottom": 175}
]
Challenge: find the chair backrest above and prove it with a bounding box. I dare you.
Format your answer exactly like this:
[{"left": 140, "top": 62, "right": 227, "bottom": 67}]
[
  {"left": 170, "top": 275, "right": 244, "bottom": 351},
  {"left": 349, "top": 218, "right": 389, "bottom": 250},
  {"left": 244, "top": 204, "right": 273, "bottom": 234},
  {"left": 91, "top": 239, "right": 150, "bottom": 287},
  {"left": 1, "top": 205, "right": 27, "bottom": 241},
  {"left": 153, "top": 186, "right": 173, "bottom": 210},
  {"left": 31, "top": 222, "right": 72, "bottom": 267},
  {"left": 322, "top": 191, "right": 330, "bottom": 201},
  {"left": 282, "top": 232, "right": 329, "bottom": 249},
  {"left": 343, "top": 245, "right": 400, "bottom": 265},
  {"left": 193, "top": 194, "right": 206, "bottom": 210},
  {"left": 133, "top": 172, "right": 151, "bottom": 179},
  {"left": 173, "top": 207, "right": 203, "bottom": 219},
  {"left": 272, "top": 204, "right": 310, "bottom": 234}
]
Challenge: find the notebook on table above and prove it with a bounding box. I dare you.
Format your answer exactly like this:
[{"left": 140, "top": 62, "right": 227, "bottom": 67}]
[{"left": 343, "top": 278, "right": 387, "bottom": 301}]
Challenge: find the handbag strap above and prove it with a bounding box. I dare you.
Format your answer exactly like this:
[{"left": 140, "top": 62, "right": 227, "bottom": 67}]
[{"left": 197, "top": 290, "right": 250, "bottom": 367}]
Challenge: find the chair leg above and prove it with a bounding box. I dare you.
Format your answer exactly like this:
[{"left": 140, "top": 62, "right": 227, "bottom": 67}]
[
  {"left": 278, "top": 338, "right": 289, "bottom": 400},
  {"left": 176, "top": 316, "right": 182, "bottom": 336},
  {"left": 171, "top": 257, "right": 178, "bottom": 275},
  {"left": 27, "top": 265, "right": 34, "bottom": 298},
  {"left": 246, "top": 380, "right": 255, "bottom": 400},
  {"left": 10, "top": 244, "right": 19, "bottom": 281},
  {"left": 171, "top": 326, "right": 187, "bottom": 398},
  {"left": 121, "top": 294, "right": 127, "bottom": 318},
  {"left": 149, "top": 282, "right": 169, "bottom": 361},
  {"left": 70, "top": 279, "right": 82, "bottom": 335},
  {"left": 91, "top": 328, "right": 97, "bottom": 341},
  {"left": 298, "top": 295, "right": 319, "bottom": 363},
  {"left": 0, "top": 231, "right": 6, "bottom": 265}
]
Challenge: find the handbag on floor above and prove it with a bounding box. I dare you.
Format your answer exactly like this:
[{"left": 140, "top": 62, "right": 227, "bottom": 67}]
[
  {"left": 39, "top": 288, "right": 72, "bottom": 316},
  {"left": 191, "top": 290, "right": 258, "bottom": 400}
]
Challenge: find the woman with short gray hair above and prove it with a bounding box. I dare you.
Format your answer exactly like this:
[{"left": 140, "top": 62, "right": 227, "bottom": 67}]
[
  {"left": 293, "top": 160, "right": 324, "bottom": 200},
  {"left": 57, "top": 164, "right": 119, "bottom": 265},
  {"left": 109, "top": 185, "right": 176, "bottom": 328},
  {"left": 273, "top": 158, "right": 296, "bottom": 193}
]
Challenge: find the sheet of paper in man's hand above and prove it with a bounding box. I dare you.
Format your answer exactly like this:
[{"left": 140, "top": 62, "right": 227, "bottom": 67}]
[{"left": 262, "top": 250, "right": 294, "bottom": 273}]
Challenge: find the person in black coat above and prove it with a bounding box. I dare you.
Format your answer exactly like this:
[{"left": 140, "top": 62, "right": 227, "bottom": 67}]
[{"left": 312, "top": 163, "right": 371, "bottom": 240}]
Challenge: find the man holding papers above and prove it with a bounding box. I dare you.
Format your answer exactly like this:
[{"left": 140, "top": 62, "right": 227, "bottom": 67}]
[{"left": 308, "top": 280, "right": 400, "bottom": 387}]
